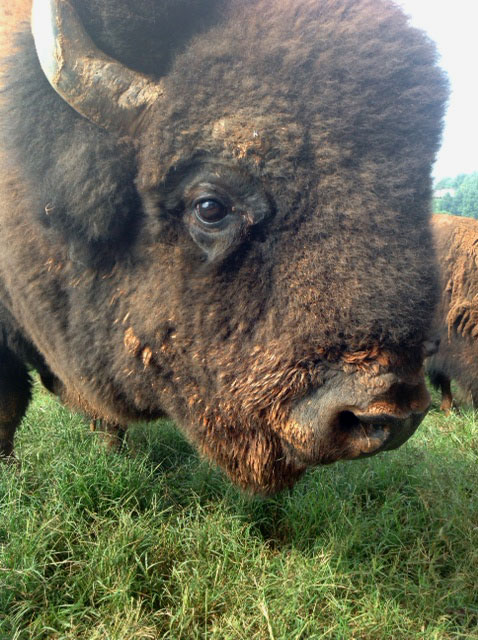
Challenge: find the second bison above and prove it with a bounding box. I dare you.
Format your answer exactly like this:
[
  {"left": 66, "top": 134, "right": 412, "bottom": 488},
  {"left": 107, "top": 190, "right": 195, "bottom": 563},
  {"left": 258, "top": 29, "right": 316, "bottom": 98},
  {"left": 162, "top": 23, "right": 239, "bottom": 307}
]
[{"left": 427, "top": 214, "right": 478, "bottom": 412}]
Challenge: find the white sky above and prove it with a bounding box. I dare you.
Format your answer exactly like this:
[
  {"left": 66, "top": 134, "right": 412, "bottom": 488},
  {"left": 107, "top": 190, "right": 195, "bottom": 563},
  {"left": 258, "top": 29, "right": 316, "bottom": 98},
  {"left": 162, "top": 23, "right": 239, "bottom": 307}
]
[{"left": 396, "top": 0, "right": 478, "bottom": 181}]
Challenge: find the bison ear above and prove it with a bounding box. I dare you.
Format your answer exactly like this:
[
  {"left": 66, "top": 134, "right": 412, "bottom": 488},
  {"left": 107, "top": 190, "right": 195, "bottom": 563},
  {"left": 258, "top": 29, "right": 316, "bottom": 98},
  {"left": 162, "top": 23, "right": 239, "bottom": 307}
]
[{"left": 31, "top": 0, "right": 164, "bottom": 135}]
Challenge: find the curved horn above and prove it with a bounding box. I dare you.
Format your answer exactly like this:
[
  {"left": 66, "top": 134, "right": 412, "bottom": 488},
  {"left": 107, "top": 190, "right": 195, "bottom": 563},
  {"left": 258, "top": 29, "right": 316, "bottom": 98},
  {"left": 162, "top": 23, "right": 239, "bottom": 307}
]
[{"left": 31, "top": 0, "right": 164, "bottom": 134}]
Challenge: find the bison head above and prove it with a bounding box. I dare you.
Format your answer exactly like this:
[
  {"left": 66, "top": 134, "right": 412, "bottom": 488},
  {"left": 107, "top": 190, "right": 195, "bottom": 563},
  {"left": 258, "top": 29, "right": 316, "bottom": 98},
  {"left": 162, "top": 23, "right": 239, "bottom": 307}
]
[{"left": 15, "top": 0, "right": 447, "bottom": 492}]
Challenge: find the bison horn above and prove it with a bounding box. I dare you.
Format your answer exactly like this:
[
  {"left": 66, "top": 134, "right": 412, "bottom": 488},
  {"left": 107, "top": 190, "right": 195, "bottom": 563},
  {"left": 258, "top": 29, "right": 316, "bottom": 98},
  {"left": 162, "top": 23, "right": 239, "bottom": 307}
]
[{"left": 31, "top": 0, "right": 164, "bottom": 135}]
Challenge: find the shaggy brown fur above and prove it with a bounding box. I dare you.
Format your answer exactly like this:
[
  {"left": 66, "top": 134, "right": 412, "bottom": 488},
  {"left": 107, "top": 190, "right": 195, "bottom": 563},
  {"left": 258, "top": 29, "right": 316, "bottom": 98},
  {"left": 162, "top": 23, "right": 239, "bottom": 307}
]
[
  {"left": 0, "top": 2, "right": 28, "bottom": 61},
  {"left": 427, "top": 214, "right": 478, "bottom": 411},
  {"left": 0, "top": 0, "right": 448, "bottom": 492}
]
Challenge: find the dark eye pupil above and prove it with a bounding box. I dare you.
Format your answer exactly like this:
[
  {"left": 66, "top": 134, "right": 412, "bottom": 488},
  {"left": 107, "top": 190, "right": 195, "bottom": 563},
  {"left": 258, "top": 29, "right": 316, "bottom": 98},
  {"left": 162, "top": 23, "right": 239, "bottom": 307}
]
[{"left": 195, "top": 199, "right": 227, "bottom": 224}]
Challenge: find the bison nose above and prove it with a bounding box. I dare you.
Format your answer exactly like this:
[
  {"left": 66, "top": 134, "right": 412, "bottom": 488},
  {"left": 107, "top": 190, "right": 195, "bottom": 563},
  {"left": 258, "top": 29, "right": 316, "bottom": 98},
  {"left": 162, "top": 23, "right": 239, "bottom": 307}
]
[
  {"left": 288, "top": 371, "right": 430, "bottom": 462},
  {"left": 333, "top": 407, "right": 426, "bottom": 458}
]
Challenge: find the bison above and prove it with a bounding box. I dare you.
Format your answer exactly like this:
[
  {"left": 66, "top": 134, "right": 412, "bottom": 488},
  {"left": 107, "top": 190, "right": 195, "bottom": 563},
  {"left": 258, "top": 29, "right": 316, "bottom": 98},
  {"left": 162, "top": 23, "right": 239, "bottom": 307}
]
[
  {"left": 0, "top": 0, "right": 448, "bottom": 493},
  {"left": 427, "top": 214, "right": 478, "bottom": 412}
]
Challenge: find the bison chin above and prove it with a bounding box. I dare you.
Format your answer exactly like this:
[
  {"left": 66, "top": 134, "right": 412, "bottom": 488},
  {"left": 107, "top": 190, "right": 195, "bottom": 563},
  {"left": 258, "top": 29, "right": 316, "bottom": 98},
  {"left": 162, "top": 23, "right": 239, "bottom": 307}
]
[{"left": 196, "top": 362, "right": 430, "bottom": 494}]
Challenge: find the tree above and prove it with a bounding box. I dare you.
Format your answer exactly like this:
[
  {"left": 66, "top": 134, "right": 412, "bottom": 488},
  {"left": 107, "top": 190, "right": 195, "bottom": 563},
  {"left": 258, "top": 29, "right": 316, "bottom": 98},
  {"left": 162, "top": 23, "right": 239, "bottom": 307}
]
[
  {"left": 434, "top": 172, "right": 478, "bottom": 218},
  {"left": 460, "top": 174, "right": 478, "bottom": 217},
  {"left": 435, "top": 176, "right": 454, "bottom": 189},
  {"left": 439, "top": 192, "right": 455, "bottom": 213}
]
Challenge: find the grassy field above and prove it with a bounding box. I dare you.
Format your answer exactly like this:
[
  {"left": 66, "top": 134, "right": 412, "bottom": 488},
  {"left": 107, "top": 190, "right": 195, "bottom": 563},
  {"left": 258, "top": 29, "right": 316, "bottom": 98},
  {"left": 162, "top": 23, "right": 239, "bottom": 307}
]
[{"left": 1, "top": 381, "right": 478, "bottom": 640}]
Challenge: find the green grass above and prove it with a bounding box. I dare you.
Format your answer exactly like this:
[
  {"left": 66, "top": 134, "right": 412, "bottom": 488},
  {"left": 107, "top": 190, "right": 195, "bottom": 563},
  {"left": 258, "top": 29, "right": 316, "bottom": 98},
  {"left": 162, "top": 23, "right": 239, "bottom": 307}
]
[{"left": 1, "top": 381, "right": 478, "bottom": 639}]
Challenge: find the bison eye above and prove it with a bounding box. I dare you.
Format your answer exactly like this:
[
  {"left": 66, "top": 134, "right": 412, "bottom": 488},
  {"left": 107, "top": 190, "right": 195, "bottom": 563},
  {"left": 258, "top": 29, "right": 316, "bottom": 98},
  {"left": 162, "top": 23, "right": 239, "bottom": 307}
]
[{"left": 194, "top": 198, "right": 228, "bottom": 225}]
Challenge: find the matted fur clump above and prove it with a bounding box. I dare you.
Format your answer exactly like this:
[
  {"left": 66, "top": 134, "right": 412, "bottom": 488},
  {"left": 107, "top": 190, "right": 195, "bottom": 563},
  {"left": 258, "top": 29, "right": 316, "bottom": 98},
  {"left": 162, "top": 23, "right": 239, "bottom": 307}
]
[
  {"left": 0, "top": 0, "right": 448, "bottom": 492},
  {"left": 427, "top": 214, "right": 478, "bottom": 410}
]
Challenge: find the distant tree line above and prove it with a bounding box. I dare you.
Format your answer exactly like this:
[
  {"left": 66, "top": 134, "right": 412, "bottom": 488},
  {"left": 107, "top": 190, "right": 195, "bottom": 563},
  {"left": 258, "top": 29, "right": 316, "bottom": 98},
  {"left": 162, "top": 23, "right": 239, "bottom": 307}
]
[{"left": 433, "top": 172, "right": 478, "bottom": 218}]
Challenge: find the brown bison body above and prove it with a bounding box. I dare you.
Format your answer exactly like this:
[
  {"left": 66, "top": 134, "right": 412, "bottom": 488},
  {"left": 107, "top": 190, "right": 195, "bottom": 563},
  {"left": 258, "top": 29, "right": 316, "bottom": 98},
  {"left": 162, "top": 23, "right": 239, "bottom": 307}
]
[
  {"left": 427, "top": 214, "right": 478, "bottom": 412},
  {"left": 0, "top": 0, "right": 447, "bottom": 493}
]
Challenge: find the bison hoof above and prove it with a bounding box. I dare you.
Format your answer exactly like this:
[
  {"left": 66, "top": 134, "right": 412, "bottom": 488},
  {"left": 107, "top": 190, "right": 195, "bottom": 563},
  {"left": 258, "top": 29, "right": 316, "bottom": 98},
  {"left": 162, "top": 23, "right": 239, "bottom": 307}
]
[
  {"left": 89, "top": 419, "right": 127, "bottom": 453},
  {"left": 0, "top": 451, "right": 19, "bottom": 467}
]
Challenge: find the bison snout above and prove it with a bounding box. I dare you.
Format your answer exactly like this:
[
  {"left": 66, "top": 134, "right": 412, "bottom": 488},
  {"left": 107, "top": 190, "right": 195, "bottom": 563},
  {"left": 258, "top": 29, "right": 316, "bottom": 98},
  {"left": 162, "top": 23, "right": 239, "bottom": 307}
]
[
  {"left": 287, "top": 370, "right": 430, "bottom": 464},
  {"left": 333, "top": 409, "right": 425, "bottom": 458}
]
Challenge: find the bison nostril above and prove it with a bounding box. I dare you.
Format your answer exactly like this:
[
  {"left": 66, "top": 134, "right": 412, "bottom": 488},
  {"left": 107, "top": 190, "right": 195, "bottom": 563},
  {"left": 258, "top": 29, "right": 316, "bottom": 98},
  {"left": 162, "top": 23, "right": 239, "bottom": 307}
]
[
  {"left": 337, "top": 410, "right": 362, "bottom": 432},
  {"left": 333, "top": 409, "right": 393, "bottom": 457}
]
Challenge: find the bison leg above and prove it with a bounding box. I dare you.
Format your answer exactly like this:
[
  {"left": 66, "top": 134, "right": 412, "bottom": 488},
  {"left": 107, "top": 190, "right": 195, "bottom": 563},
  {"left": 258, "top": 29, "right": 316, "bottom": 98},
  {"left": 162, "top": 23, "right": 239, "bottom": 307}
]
[
  {"left": 0, "top": 347, "right": 31, "bottom": 459},
  {"left": 89, "top": 419, "right": 126, "bottom": 452},
  {"left": 438, "top": 376, "right": 455, "bottom": 414},
  {"left": 469, "top": 389, "right": 478, "bottom": 411}
]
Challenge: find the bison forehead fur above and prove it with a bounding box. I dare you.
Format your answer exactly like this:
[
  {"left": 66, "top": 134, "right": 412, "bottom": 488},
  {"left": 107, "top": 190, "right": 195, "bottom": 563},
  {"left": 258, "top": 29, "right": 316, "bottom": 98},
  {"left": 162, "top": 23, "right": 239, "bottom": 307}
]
[{"left": 0, "top": 0, "right": 447, "bottom": 492}]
